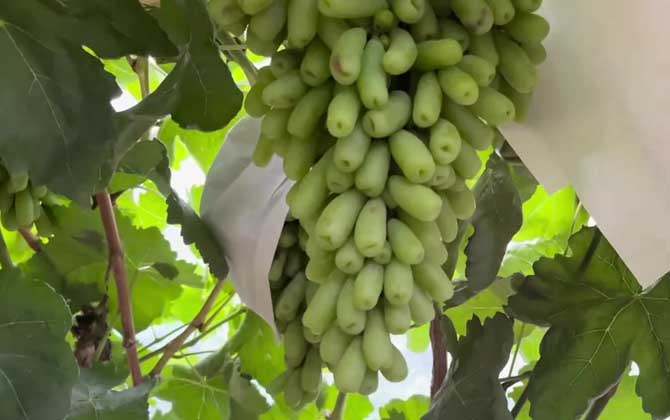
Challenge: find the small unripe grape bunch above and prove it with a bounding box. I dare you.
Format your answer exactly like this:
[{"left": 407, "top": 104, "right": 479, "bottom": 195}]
[
  {"left": 0, "top": 167, "right": 56, "bottom": 235},
  {"left": 226, "top": 0, "right": 549, "bottom": 397}
]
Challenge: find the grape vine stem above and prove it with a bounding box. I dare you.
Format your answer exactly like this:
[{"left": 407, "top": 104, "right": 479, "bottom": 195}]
[
  {"left": 0, "top": 230, "right": 14, "bottom": 268},
  {"left": 96, "top": 191, "right": 143, "bottom": 386},
  {"left": 329, "top": 392, "right": 347, "bottom": 420},
  {"left": 149, "top": 278, "right": 228, "bottom": 376},
  {"left": 19, "top": 228, "right": 42, "bottom": 252},
  {"left": 430, "top": 312, "right": 448, "bottom": 399}
]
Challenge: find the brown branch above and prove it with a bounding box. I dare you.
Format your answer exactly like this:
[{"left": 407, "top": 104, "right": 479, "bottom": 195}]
[
  {"left": 96, "top": 192, "right": 143, "bottom": 386},
  {"left": 19, "top": 228, "right": 42, "bottom": 252},
  {"left": 149, "top": 279, "right": 228, "bottom": 376},
  {"left": 328, "top": 392, "right": 347, "bottom": 420},
  {"left": 430, "top": 313, "right": 449, "bottom": 399}
]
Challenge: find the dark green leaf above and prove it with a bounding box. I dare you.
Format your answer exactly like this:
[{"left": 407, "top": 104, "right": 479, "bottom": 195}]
[
  {"left": 379, "top": 396, "right": 430, "bottom": 420},
  {"left": 110, "top": 140, "right": 171, "bottom": 193},
  {"left": 0, "top": 21, "right": 119, "bottom": 205},
  {"left": 506, "top": 227, "right": 670, "bottom": 420},
  {"left": 424, "top": 313, "right": 514, "bottom": 420},
  {"left": 67, "top": 363, "right": 154, "bottom": 420},
  {"left": 0, "top": 270, "right": 78, "bottom": 420}
]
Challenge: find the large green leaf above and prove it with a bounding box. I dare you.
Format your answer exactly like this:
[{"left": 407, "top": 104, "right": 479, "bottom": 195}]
[
  {"left": 235, "top": 313, "right": 285, "bottom": 386},
  {"left": 67, "top": 362, "right": 154, "bottom": 420},
  {"left": 379, "top": 396, "right": 430, "bottom": 420},
  {"left": 0, "top": 20, "right": 119, "bottom": 205},
  {"left": 0, "top": 270, "right": 78, "bottom": 420},
  {"left": 507, "top": 227, "right": 670, "bottom": 420},
  {"left": 424, "top": 313, "right": 514, "bottom": 420}
]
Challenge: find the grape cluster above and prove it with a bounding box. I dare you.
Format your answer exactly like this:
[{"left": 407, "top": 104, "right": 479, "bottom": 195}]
[
  {"left": 212, "top": 0, "right": 549, "bottom": 398},
  {"left": 0, "top": 168, "right": 55, "bottom": 235}
]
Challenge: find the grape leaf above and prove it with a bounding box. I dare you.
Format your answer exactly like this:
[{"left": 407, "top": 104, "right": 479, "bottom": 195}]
[
  {"left": 118, "top": 187, "right": 169, "bottom": 231},
  {"left": 424, "top": 313, "right": 514, "bottom": 420},
  {"left": 0, "top": 270, "right": 78, "bottom": 420},
  {"left": 66, "top": 362, "right": 154, "bottom": 420},
  {"left": 506, "top": 227, "right": 670, "bottom": 420},
  {"left": 0, "top": 20, "right": 119, "bottom": 205},
  {"left": 379, "top": 395, "right": 431, "bottom": 420},
  {"left": 407, "top": 323, "right": 431, "bottom": 353},
  {"left": 513, "top": 186, "right": 584, "bottom": 243},
  {"left": 110, "top": 140, "right": 171, "bottom": 193},
  {"left": 235, "top": 313, "right": 285, "bottom": 386}
]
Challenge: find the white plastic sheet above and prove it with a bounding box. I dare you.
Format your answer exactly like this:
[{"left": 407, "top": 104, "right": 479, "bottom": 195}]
[
  {"left": 502, "top": 1, "right": 670, "bottom": 287},
  {"left": 200, "top": 118, "right": 293, "bottom": 335}
]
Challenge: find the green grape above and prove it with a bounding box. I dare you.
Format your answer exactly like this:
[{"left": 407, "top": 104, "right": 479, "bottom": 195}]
[
  {"left": 388, "top": 218, "right": 425, "bottom": 265},
  {"left": 302, "top": 387, "right": 320, "bottom": 405},
  {"left": 284, "top": 133, "right": 320, "bottom": 180},
  {"left": 298, "top": 227, "right": 309, "bottom": 249},
  {"left": 430, "top": 164, "right": 457, "bottom": 190},
  {"left": 409, "top": 286, "right": 436, "bottom": 325},
  {"left": 327, "top": 158, "right": 355, "bottom": 193},
  {"left": 486, "top": 0, "right": 516, "bottom": 25},
  {"left": 262, "top": 70, "right": 308, "bottom": 108},
  {"left": 305, "top": 256, "right": 336, "bottom": 283},
  {"left": 284, "top": 369, "right": 304, "bottom": 409},
  {"left": 382, "top": 28, "right": 418, "bottom": 75},
  {"left": 389, "top": 129, "right": 436, "bottom": 183},
  {"left": 520, "top": 42, "right": 547, "bottom": 65},
  {"left": 271, "top": 50, "right": 301, "bottom": 78},
  {"left": 505, "top": 13, "right": 550, "bottom": 44},
  {"left": 429, "top": 119, "right": 462, "bottom": 165},
  {"left": 413, "top": 72, "right": 443, "bottom": 128},
  {"left": 357, "top": 38, "right": 388, "bottom": 109},
  {"left": 354, "top": 198, "right": 387, "bottom": 258},
  {"left": 306, "top": 233, "right": 334, "bottom": 260},
  {"left": 285, "top": 249, "right": 304, "bottom": 277},
  {"left": 327, "top": 86, "right": 362, "bottom": 138},
  {"left": 388, "top": 176, "right": 442, "bottom": 222},
  {"left": 0, "top": 184, "right": 12, "bottom": 213},
  {"left": 285, "top": 320, "right": 309, "bottom": 367},
  {"left": 334, "top": 337, "right": 367, "bottom": 393},
  {"left": 305, "top": 280, "right": 320, "bottom": 304},
  {"left": 430, "top": 0, "right": 451, "bottom": 16},
  {"left": 2, "top": 208, "right": 18, "bottom": 231},
  {"left": 301, "top": 39, "right": 332, "bottom": 87},
  {"left": 315, "top": 189, "right": 366, "bottom": 250},
  {"left": 287, "top": 153, "right": 330, "bottom": 219},
  {"left": 399, "top": 213, "right": 447, "bottom": 264},
  {"left": 249, "top": 0, "right": 287, "bottom": 41},
  {"left": 414, "top": 39, "right": 463, "bottom": 71},
  {"left": 354, "top": 141, "right": 390, "bottom": 197},
  {"left": 208, "top": 0, "right": 245, "bottom": 28},
  {"left": 270, "top": 249, "right": 289, "bottom": 282},
  {"left": 438, "top": 66, "right": 479, "bottom": 106},
  {"left": 247, "top": 29, "right": 283, "bottom": 56},
  {"left": 436, "top": 199, "right": 459, "bottom": 242},
  {"left": 335, "top": 237, "right": 365, "bottom": 274},
  {"left": 238, "top": 0, "right": 273, "bottom": 14},
  {"left": 354, "top": 261, "right": 384, "bottom": 310},
  {"left": 261, "top": 107, "right": 291, "bottom": 140},
  {"left": 330, "top": 27, "right": 368, "bottom": 85},
  {"left": 499, "top": 79, "right": 533, "bottom": 121},
  {"left": 373, "top": 241, "right": 392, "bottom": 264},
  {"left": 279, "top": 223, "right": 298, "bottom": 248},
  {"left": 287, "top": 83, "right": 333, "bottom": 136},
  {"left": 373, "top": 9, "right": 397, "bottom": 32},
  {"left": 384, "top": 300, "right": 412, "bottom": 334},
  {"left": 317, "top": 15, "right": 350, "bottom": 49},
  {"left": 303, "top": 270, "right": 346, "bottom": 334},
  {"left": 410, "top": 2, "right": 439, "bottom": 41},
  {"left": 275, "top": 272, "right": 307, "bottom": 322},
  {"left": 458, "top": 55, "right": 496, "bottom": 87},
  {"left": 511, "top": 0, "right": 542, "bottom": 11},
  {"left": 301, "top": 347, "right": 323, "bottom": 391},
  {"left": 287, "top": 0, "right": 319, "bottom": 48},
  {"left": 469, "top": 86, "right": 516, "bottom": 126},
  {"left": 333, "top": 123, "right": 370, "bottom": 172},
  {"left": 337, "top": 279, "right": 367, "bottom": 334},
  {"left": 442, "top": 99, "right": 494, "bottom": 150},
  {"left": 450, "top": 0, "right": 494, "bottom": 34},
  {"left": 363, "top": 308, "right": 394, "bottom": 370},
  {"left": 380, "top": 345, "right": 408, "bottom": 382},
  {"left": 303, "top": 326, "right": 322, "bottom": 344},
  {"left": 438, "top": 19, "right": 470, "bottom": 51},
  {"left": 252, "top": 135, "right": 274, "bottom": 167},
  {"left": 35, "top": 212, "right": 54, "bottom": 237},
  {"left": 7, "top": 171, "right": 29, "bottom": 194},
  {"left": 452, "top": 140, "right": 482, "bottom": 179},
  {"left": 444, "top": 189, "right": 477, "bottom": 220},
  {"left": 384, "top": 259, "right": 414, "bottom": 305},
  {"left": 493, "top": 31, "right": 538, "bottom": 94},
  {"left": 413, "top": 261, "right": 454, "bottom": 302},
  {"left": 245, "top": 73, "right": 273, "bottom": 117},
  {"left": 224, "top": 18, "right": 250, "bottom": 37},
  {"left": 359, "top": 370, "right": 379, "bottom": 395},
  {"left": 318, "top": 0, "right": 387, "bottom": 18},
  {"left": 381, "top": 188, "right": 398, "bottom": 209},
  {"left": 469, "top": 32, "right": 499, "bottom": 67},
  {"left": 362, "top": 91, "right": 412, "bottom": 138},
  {"left": 390, "top": 0, "right": 426, "bottom": 24},
  {"left": 320, "top": 324, "right": 354, "bottom": 365},
  {"left": 449, "top": 176, "right": 469, "bottom": 192}
]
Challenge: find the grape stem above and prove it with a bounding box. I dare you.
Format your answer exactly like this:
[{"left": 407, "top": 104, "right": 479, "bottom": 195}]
[
  {"left": 149, "top": 278, "right": 228, "bottom": 376},
  {"left": 0, "top": 230, "right": 14, "bottom": 268},
  {"left": 216, "top": 31, "right": 258, "bottom": 84},
  {"left": 511, "top": 384, "right": 530, "bottom": 419},
  {"left": 19, "top": 228, "right": 42, "bottom": 252},
  {"left": 96, "top": 191, "right": 143, "bottom": 386},
  {"left": 329, "top": 392, "right": 347, "bottom": 420},
  {"left": 583, "top": 380, "right": 620, "bottom": 420},
  {"left": 430, "top": 313, "right": 449, "bottom": 399}
]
